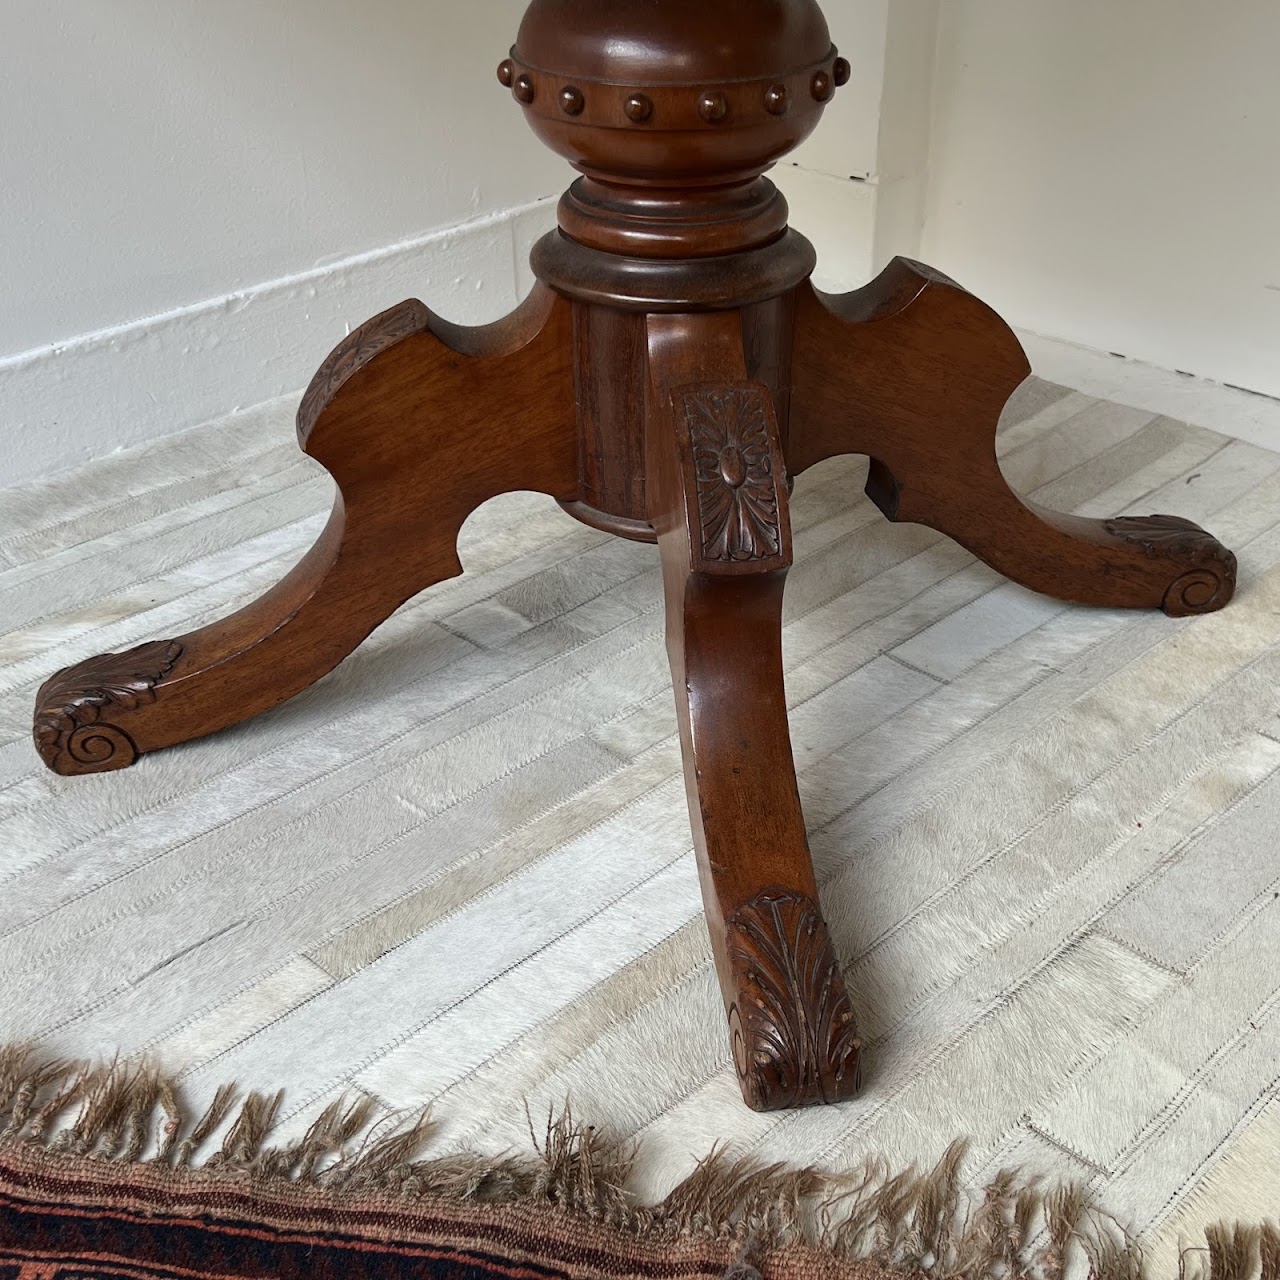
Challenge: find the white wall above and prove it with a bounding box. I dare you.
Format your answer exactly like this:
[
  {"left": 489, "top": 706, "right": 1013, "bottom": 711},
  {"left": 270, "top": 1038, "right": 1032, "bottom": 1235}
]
[
  {"left": 774, "top": 0, "right": 938, "bottom": 293},
  {"left": 0, "top": 0, "right": 569, "bottom": 484},
  {"left": 9, "top": 1, "right": 1274, "bottom": 488},
  {"left": 923, "top": 0, "right": 1280, "bottom": 400},
  {"left": 1, "top": 0, "right": 576, "bottom": 350},
  {"left": 775, "top": 0, "right": 885, "bottom": 292},
  {"left": 871, "top": 0, "right": 940, "bottom": 268},
  {"left": 1, "top": 0, "right": 910, "bottom": 487}
]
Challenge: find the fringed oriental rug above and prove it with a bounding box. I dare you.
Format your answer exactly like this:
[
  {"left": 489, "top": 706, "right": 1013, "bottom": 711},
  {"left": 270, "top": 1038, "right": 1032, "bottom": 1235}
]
[{"left": 1, "top": 1050, "right": 1277, "bottom": 1280}]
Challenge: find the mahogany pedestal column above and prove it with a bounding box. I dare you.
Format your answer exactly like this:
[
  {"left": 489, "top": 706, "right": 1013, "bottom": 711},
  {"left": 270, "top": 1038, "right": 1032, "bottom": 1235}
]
[{"left": 33, "top": 0, "right": 1237, "bottom": 1112}]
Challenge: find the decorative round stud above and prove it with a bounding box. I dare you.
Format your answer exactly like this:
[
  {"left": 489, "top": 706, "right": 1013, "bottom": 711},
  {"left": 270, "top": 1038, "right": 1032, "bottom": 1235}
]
[
  {"left": 560, "top": 85, "right": 585, "bottom": 116},
  {"left": 624, "top": 93, "right": 653, "bottom": 123},
  {"left": 811, "top": 71, "right": 832, "bottom": 103},
  {"left": 764, "top": 84, "right": 789, "bottom": 116},
  {"left": 834, "top": 57, "right": 852, "bottom": 87},
  {"left": 513, "top": 74, "right": 536, "bottom": 105},
  {"left": 497, "top": 59, "right": 515, "bottom": 88},
  {"left": 698, "top": 90, "right": 729, "bottom": 123}
]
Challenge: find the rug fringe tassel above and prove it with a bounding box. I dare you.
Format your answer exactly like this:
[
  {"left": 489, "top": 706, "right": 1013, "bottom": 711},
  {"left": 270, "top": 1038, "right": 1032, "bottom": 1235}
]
[{"left": 0, "top": 1044, "right": 1274, "bottom": 1279}]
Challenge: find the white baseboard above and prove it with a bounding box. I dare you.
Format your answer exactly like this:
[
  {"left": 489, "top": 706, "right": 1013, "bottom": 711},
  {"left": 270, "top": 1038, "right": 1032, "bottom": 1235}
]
[
  {"left": 0, "top": 197, "right": 561, "bottom": 487},
  {"left": 12, "top": 188, "right": 1270, "bottom": 490},
  {"left": 1017, "top": 329, "right": 1280, "bottom": 454}
]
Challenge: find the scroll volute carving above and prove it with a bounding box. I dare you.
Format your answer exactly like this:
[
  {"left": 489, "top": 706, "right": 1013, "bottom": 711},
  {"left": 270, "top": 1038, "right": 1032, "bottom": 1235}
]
[
  {"left": 34, "top": 640, "right": 184, "bottom": 776},
  {"left": 1104, "top": 514, "right": 1238, "bottom": 616}
]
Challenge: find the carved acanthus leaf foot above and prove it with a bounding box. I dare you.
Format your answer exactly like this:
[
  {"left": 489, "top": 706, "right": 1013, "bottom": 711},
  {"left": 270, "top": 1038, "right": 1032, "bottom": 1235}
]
[
  {"left": 1103, "top": 514, "right": 1238, "bottom": 617},
  {"left": 33, "top": 640, "right": 184, "bottom": 776},
  {"left": 727, "top": 889, "right": 863, "bottom": 1112}
]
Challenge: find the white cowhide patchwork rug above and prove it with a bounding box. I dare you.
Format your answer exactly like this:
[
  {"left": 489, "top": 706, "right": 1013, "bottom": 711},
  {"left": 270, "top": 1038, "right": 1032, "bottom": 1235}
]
[{"left": 2, "top": 377, "right": 1279, "bottom": 1272}]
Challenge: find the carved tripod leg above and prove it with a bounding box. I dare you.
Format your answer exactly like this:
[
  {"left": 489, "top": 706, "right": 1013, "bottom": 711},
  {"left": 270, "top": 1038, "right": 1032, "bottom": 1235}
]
[
  {"left": 788, "top": 260, "right": 1237, "bottom": 616},
  {"left": 34, "top": 286, "right": 577, "bottom": 776},
  {"left": 646, "top": 312, "right": 862, "bottom": 1112}
]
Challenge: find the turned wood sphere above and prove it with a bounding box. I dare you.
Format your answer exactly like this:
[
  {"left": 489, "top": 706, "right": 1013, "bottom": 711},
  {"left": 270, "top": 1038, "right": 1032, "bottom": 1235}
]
[{"left": 501, "top": 0, "right": 843, "bottom": 183}]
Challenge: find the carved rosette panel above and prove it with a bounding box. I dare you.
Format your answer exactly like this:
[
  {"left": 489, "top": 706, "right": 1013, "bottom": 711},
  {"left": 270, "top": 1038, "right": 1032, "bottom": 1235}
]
[
  {"left": 679, "top": 386, "right": 789, "bottom": 570},
  {"left": 34, "top": 640, "right": 184, "bottom": 776},
  {"left": 727, "top": 889, "right": 862, "bottom": 1112},
  {"left": 297, "top": 299, "right": 431, "bottom": 441},
  {"left": 1103, "top": 514, "right": 1238, "bottom": 617}
]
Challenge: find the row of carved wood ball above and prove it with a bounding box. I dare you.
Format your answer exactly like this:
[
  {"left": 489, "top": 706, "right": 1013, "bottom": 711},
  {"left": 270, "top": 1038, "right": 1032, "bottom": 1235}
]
[{"left": 497, "top": 57, "right": 851, "bottom": 123}]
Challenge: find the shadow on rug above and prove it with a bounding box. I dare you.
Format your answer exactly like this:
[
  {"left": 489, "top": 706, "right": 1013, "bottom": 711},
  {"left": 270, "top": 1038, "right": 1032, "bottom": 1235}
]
[{"left": 0, "top": 1047, "right": 1275, "bottom": 1280}]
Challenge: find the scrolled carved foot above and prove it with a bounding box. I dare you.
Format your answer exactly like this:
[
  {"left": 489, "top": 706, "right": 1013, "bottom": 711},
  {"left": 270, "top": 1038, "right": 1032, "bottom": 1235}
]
[
  {"left": 727, "top": 889, "right": 863, "bottom": 1112},
  {"left": 30, "top": 285, "right": 578, "bottom": 780},
  {"left": 34, "top": 640, "right": 184, "bottom": 776},
  {"left": 788, "top": 266, "right": 1241, "bottom": 618},
  {"left": 1104, "top": 514, "right": 1238, "bottom": 617}
]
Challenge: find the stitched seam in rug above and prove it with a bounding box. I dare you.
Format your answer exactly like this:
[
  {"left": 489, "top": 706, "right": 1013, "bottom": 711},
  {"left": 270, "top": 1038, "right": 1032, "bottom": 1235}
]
[
  {"left": 818, "top": 604, "right": 1280, "bottom": 937},
  {"left": 277, "top": 645, "right": 1280, "bottom": 1157},
  {"left": 1140, "top": 1083, "right": 1280, "bottom": 1244},
  {"left": 635, "top": 734, "right": 1280, "bottom": 1177},
  {"left": 0, "top": 425, "right": 301, "bottom": 554},
  {"left": 122, "top": 756, "right": 690, "bottom": 1065},
  {"left": 0, "top": 527, "right": 1008, "bottom": 970},
  {"left": 854, "top": 656, "right": 1280, "bottom": 986},
  {"left": 857, "top": 731, "right": 1280, "bottom": 1050},
  {"left": 1110, "top": 939, "right": 1280, "bottom": 1189},
  {"left": 0, "top": 469, "right": 330, "bottom": 608},
  {"left": 0, "top": 611, "right": 667, "bottom": 905},
  {"left": 14, "top": 632, "right": 677, "bottom": 1048},
  {"left": 187, "top": 831, "right": 698, "bottom": 1119}
]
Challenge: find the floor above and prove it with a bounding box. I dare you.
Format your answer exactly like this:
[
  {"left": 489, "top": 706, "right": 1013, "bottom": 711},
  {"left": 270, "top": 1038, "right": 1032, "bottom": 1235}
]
[
  {"left": 2, "top": 362, "right": 1279, "bottom": 1274},
  {"left": 1019, "top": 330, "right": 1280, "bottom": 456}
]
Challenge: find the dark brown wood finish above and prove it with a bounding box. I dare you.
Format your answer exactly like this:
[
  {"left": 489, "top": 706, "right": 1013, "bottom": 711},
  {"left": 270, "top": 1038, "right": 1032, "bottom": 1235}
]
[
  {"left": 558, "top": 303, "right": 652, "bottom": 539},
  {"left": 646, "top": 311, "right": 862, "bottom": 1110},
  {"left": 35, "top": 287, "right": 577, "bottom": 775},
  {"left": 35, "top": 0, "right": 1236, "bottom": 1111},
  {"left": 788, "top": 262, "right": 1236, "bottom": 615}
]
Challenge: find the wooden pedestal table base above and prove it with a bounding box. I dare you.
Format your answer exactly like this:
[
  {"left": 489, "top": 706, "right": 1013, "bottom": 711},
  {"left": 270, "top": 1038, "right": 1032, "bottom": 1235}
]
[{"left": 33, "top": 0, "right": 1237, "bottom": 1113}]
